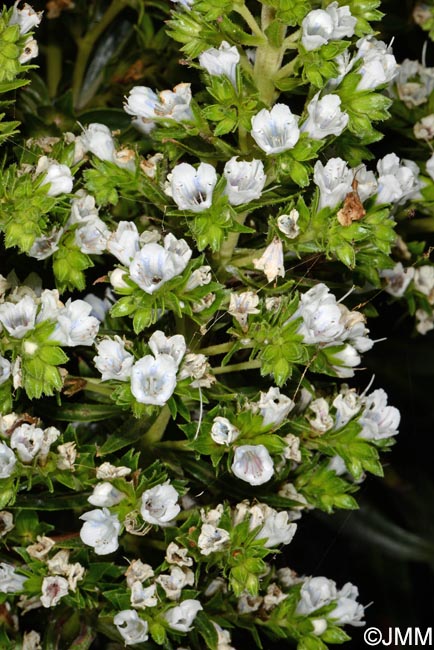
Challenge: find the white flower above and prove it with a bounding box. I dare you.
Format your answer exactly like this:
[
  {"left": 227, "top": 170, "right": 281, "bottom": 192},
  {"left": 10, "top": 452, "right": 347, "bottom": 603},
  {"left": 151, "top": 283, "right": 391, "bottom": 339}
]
[
  {"left": 263, "top": 583, "right": 288, "bottom": 612},
  {"left": 26, "top": 535, "right": 54, "bottom": 560},
  {"left": 148, "top": 330, "right": 186, "bottom": 367},
  {"left": 414, "top": 264, "right": 434, "bottom": 300},
  {"left": 110, "top": 268, "right": 129, "bottom": 289},
  {"left": 201, "top": 503, "right": 224, "bottom": 526},
  {"left": 22, "top": 630, "right": 42, "bottom": 650},
  {"left": 301, "top": 9, "right": 335, "bottom": 51},
  {"left": 251, "top": 104, "right": 300, "bottom": 154},
  {"left": 199, "top": 41, "right": 240, "bottom": 87},
  {"left": 165, "top": 162, "right": 217, "bottom": 212},
  {"left": 223, "top": 157, "right": 266, "bottom": 206},
  {"left": 416, "top": 309, "right": 434, "bottom": 335},
  {"left": 166, "top": 542, "right": 193, "bottom": 567},
  {"left": 0, "top": 295, "right": 37, "bottom": 338},
  {"left": 415, "top": 114, "right": 434, "bottom": 140},
  {"left": 313, "top": 158, "right": 353, "bottom": 210},
  {"left": 0, "top": 562, "right": 26, "bottom": 593},
  {"left": 12, "top": 357, "right": 22, "bottom": 389},
  {"left": 327, "top": 344, "right": 361, "bottom": 378},
  {"left": 78, "top": 123, "right": 116, "bottom": 162},
  {"left": 294, "top": 284, "right": 345, "bottom": 344},
  {"left": 376, "top": 154, "right": 422, "bottom": 205},
  {"left": 353, "top": 164, "right": 378, "bottom": 202},
  {"left": 79, "top": 508, "right": 121, "bottom": 555},
  {"left": 51, "top": 299, "right": 100, "bottom": 346},
  {"left": 56, "top": 442, "right": 77, "bottom": 471},
  {"left": 253, "top": 237, "right": 285, "bottom": 283},
  {"left": 232, "top": 444, "right": 274, "bottom": 486},
  {"left": 277, "top": 209, "right": 300, "bottom": 238},
  {"left": 332, "top": 387, "right": 361, "bottom": 428},
  {"left": 238, "top": 592, "right": 263, "bottom": 614},
  {"left": 0, "top": 442, "right": 16, "bottom": 479},
  {"left": 140, "top": 482, "right": 180, "bottom": 525},
  {"left": 0, "top": 511, "right": 14, "bottom": 537},
  {"left": 185, "top": 265, "right": 212, "bottom": 291},
  {"left": 164, "top": 599, "right": 203, "bottom": 632},
  {"left": 9, "top": 1, "right": 42, "bottom": 34},
  {"left": 10, "top": 423, "right": 44, "bottom": 463},
  {"left": 213, "top": 623, "right": 236, "bottom": 650},
  {"left": 329, "top": 582, "right": 365, "bottom": 627},
  {"left": 296, "top": 576, "right": 338, "bottom": 615},
  {"left": 114, "top": 610, "right": 149, "bottom": 645},
  {"left": 130, "top": 581, "right": 158, "bottom": 608},
  {"left": 308, "top": 398, "right": 334, "bottom": 433},
  {"left": 0, "top": 356, "right": 11, "bottom": 385},
  {"left": 283, "top": 433, "right": 302, "bottom": 462},
  {"left": 96, "top": 462, "right": 132, "bottom": 479},
  {"left": 355, "top": 37, "right": 398, "bottom": 91},
  {"left": 39, "top": 159, "right": 74, "bottom": 196},
  {"left": 107, "top": 222, "right": 140, "bottom": 266},
  {"left": 380, "top": 263, "right": 415, "bottom": 297},
  {"left": 249, "top": 503, "right": 297, "bottom": 547},
  {"left": 258, "top": 387, "right": 295, "bottom": 427},
  {"left": 38, "top": 426, "right": 60, "bottom": 465},
  {"left": 156, "top": 565, "right": 194, "bottom": 600},
  {"left": 88, "top": 482, "right": 125, "bottom": 507},
  {"left": 358, "top": 388, "right": 400, "bottom": 440},
  {"left": 75, "top": 217, "right": 110, "bottom": 255},
  {"left": 18, "top": 34, "right": 38, "bottom": 65},
  {"left": 210, "top": 416, "right": 240, "bottom": 445},
  {"left": 28, "top": 227, "right": 63, "bottom": 260},
  {"left": 228, "top": 291, "right": 260, "bottom": 329},
  {"left": 178, "top": 353, "right": 214, "bottom": 388},
  {"left": 125, "top": 560, "right": 154, "bottom": 588},
  {"left": 40, "top": 576, "right": 69, "bottom": 608},
  {"left": 129, "top": 235, "right": 192, "bottom": 294},
  {"left": 130, "top": 354, "right": 178, "bottom": 405},
  {"left": 94, "top": 336, "right": 134, "bottom": 381},
  {"left": 302, "top": 3, "right": 356, "bottom": 51},
  {"left": 125, "top": 83, "right": 193, "bottom": 132},
  {"left": 198, "top": 524, "right": 230, "bottom": 555},
  {"left": 69, "top": 191, "right": 99, "bottom": 225},
  {"left": 302, "top": 93, "right": 348, "bottom": 140}
]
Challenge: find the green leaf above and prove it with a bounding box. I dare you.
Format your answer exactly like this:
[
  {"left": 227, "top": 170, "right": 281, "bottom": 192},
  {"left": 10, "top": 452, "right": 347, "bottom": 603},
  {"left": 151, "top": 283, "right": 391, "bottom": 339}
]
[{"left": 195, "top": 611, "right": 219, "bottom": 650}]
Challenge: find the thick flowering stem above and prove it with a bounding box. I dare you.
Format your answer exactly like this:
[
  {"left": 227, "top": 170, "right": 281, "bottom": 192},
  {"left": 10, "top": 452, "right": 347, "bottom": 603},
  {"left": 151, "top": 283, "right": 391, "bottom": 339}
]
[
  {"left": 72, "top": 0, "right": 129, "bottom": 109},
  {"left": 253, "top": 6, "right": 287, "bottom": 106}
]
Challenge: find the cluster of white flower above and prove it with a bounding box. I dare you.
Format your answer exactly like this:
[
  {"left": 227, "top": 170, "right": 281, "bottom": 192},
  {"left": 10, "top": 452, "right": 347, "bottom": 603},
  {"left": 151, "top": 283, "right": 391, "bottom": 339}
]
[
  {"left": 124, "top": 83, "right": 193, "bottom": 133},
  {"left": 292, "top": 283, "right": 373, "bottom": 377},
  {"left": 313, "top": 153, "right": 422, "bottom": 212},
  {"left": 233, "top": 501, "right": 298, "bottom": 547},
  {"left": 0, "top": 421, "right": 60, "bottom": 475},
  {"left": 9, "top": 0, "right": 42, "bottom": 64},
  {"left": 296, "top": 576, "right": 365, "bottom": 627}
]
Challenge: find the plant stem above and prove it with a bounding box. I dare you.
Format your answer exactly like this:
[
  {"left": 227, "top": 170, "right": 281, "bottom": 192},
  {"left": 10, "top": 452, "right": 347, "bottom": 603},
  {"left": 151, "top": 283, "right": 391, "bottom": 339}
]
[
  {"left": 142, "top": 405, "right": 171, "bottom": 446},
  {"left": 253, "top": 6, "right": 287, "bottom": 105},
  {"left": 72, "top": 0, "right": 128, "bottom": 110},
  {"left": 199, "top": 341, "right": 254, "bottom": 356},
  {"left": 45, "top": 41, "right": 62, "bottom": 98},
  {"left": 274, "top": 57, "right": 299, "bottom": 80},
  {"left": 212, "top": 359, "right": 262, "bottom": 375},
  {"left": 82, "top": 378, "right": 113, "bottom": 396},
  {"left": 214, "top": 212, "right": 248, "bottom": 277},
  {"left": 233, "top": 4, "right": 266, "bottom": 40}
]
